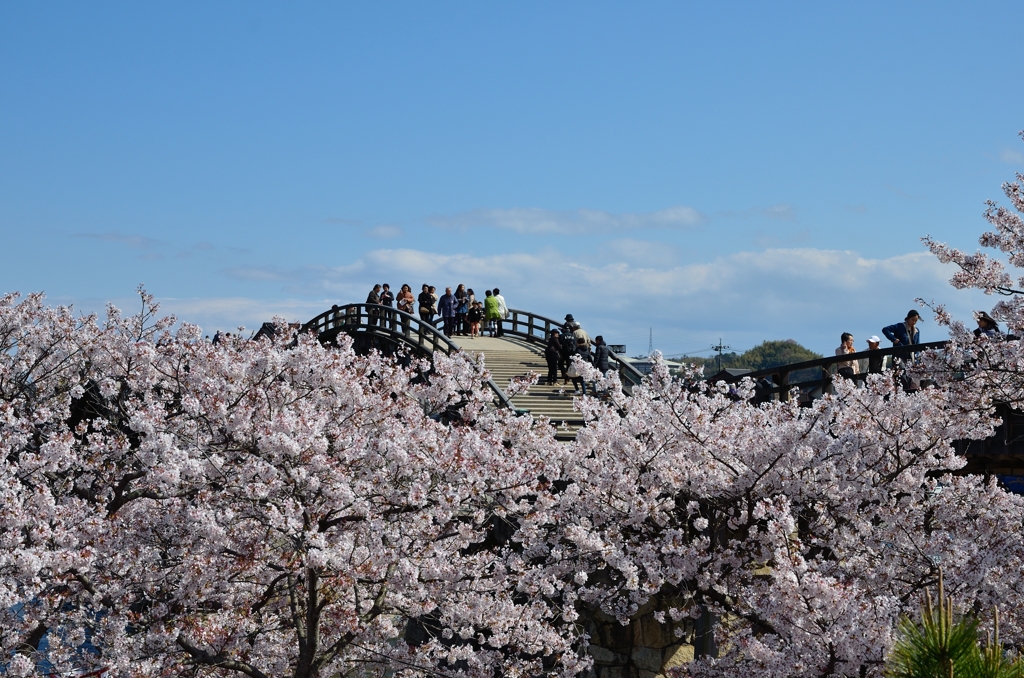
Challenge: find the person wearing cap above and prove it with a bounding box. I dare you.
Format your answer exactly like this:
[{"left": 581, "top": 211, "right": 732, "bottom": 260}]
[
  {"left": 882, "top": 310, "right": 921, "bottom": 347},
  {"left": 866, "top": 335, "right": 884, "bottom": 374},
  {"left": 563, "top": 313, "right": 591, "bottom": 348}
]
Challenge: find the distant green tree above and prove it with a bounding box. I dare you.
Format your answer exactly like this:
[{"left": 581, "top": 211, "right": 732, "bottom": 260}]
[{"left": 679, "top": 339, "right": 822, "bottom": 375}]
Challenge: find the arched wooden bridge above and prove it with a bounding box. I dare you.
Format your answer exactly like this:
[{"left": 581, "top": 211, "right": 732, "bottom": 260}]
[
  {"left": 301, "top": 304, "right": 645, "bottom": 439},
  {"left": 299, "top": 305, "right": 1024, "bottom": 476}
]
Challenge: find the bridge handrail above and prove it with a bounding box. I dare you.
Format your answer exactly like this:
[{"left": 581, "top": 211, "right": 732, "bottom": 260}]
[
  {"left": 712, "top": 340, "right": 950, "bottom": 400},
  {"left": 302, "top": 304, "right": 513, "bottom": 409},
  {"left": 499, "top": 308, "right": 647, "bottom": 391}
]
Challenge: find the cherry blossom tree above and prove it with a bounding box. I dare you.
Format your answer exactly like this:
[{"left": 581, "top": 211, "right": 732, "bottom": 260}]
[
  {"left": 1, "top": 289, "right": 584, "bottom": 678},
  {"left": 11, "top": 138, "right": 1024, "bottom": 678},
  {"left": 500, "top": 134, "right": 1024, "bottom": 676},
  {"left": 528, "top": 355, "right": 1024, "bottom": 677}
]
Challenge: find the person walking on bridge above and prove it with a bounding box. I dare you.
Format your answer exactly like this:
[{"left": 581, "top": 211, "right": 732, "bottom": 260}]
[
  {"left": 438, "top": 287, "right": 457, "bottom": 337},
  {"left": 545, "top": 329, "right": 564, "bottom": 386},
  {"left": 564, "top": 314, "right": 590, "bottom": 347},
  {"left": 569, "top": 337, "right": 594, "bottom": 395}
]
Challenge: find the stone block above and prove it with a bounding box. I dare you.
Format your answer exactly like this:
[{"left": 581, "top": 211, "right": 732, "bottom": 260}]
[
  {"left": 632, "top": 647, "right": 662, "bottom": 673},
  {"left": 662, "top": 643, "right": 695, "bottom": 671},
  {"left": 588, "top": 644, "right": 627, "bottom": 666},
  {"left": 598, "top": 667, "right": 626, "bottom": 678},
  {"left": 599, "top": 620, "right": 634, "bottom": 651},
  {"left": 637, "top": 615, "right": 672, "bottom": 648},
  {"left": 639, "top": 671, "right": 658, "bottom": 678}
]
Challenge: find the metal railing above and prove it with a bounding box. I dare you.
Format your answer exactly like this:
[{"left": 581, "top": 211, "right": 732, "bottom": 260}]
[
  {"left": 712, "top": 341, "right": 949, "bottom": 401},
  {"left": 302, "top": 304, "right": 513, "bottom": 408}
]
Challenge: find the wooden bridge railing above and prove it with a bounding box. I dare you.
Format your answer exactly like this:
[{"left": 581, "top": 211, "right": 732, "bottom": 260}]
[
  {"left": 713, "top": 341, "right": 950, "bottom": 401},
  {"left": 497, "top": 308, "right": 647, "bottom": 393},
  {"left": 301, "top": 304, "right": 513, "bottom": 409}
]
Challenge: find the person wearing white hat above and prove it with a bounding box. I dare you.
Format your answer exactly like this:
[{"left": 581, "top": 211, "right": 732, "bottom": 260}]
[{"left": 866, "top": 335, "right": 883, "bottom": 373}]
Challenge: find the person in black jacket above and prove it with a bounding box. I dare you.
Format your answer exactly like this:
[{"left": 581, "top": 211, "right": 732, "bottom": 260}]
[
  {"left": 882, "top": 310, "right": 921, "bottom": 347},
  {"left": 379, "top": 283, "right": 395, "bottom": 330},
  {"left": 366, "top": 284, "right": 381, "bottom": 327},
  {"left": 545, "top": 330, "right": 563, "bottom": 385},
  {"left": 593, "top": 335, "right": 611, "bottom": 374}
]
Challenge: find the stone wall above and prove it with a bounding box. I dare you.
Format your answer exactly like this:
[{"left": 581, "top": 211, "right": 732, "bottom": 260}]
[{"left": 581, "top": 598, "right": 711, "bottom": 678}]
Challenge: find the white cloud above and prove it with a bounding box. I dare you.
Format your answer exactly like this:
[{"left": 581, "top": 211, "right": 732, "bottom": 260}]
[
  {"left": 428, "top": 205, "right": 705, "bottom": 235},
  {"left": 226, "top": 266, "right": 290, "bottom": 281},
  {"left": 72, "top": 231, "right": 162, "bottom": 249},
  {"left": 1000, "top": 148, "right": 1024, "bottom": 164},
  {"left": 300, "top": 245, "right": 990, "bottom": 355},
  {"left": 717, "top": 203, "right": 798, "bottom": 221},
  {"left": 131, "top": 244, "right": 991, "bottom": 357},
  {"left": 365, "top": 225, "right": 404, "bottom": 239},
  {"left": 758, "top": 204, "right": 796, "bottom": 221},
  {"left": 157, "top": 297, "right": 330, "bottom": 332}
]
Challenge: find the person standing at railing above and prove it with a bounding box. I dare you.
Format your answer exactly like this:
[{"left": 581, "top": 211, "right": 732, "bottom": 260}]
[
  {"left": 397, "top": 284, "right": 415, "bottom": 336},
  {"left": 366, "top": 284, "right": 382, "bottom": 327},
  {"left": 493, "top": 288, "right": 507, "bottom": 337},
  {"left": 883, "top": 310, "right": 924, "bottom": 391},
  {"left": 882, "top": 310, "right": 921, "bottom": 347},
  {"left": 418, "top": 284, "right": 433, "bottom": 324},
  {"left": 834, "top": 332, "right": 859, "bottom": 380},
  {"left": 380, "top": 283, "right": 395, "bottom": 331},
  {"left": 593, "top": 335, "right": 611, "bottom": 375},
  {"left": 438, "top": 287, "right": 457, "bottom": 337},
  {"left": 866, "top": 335, "right": 884, "bottom": 374},
  {"left": 483, "top": 290, "right": 502, "bottom": 337},
  {"left": 454, "top": 284, "right": 469, "bottom": 336},
  {"left": 467, "top": 300, "right": 483, "bottom": 337},
  {"left": 974, "top": 311, "right": 1002, "bottom": 339}
]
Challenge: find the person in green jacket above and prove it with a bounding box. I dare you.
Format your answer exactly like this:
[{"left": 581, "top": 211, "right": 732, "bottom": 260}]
[{"left": 483, "top": 290, "right": 502, "bottom": 337}]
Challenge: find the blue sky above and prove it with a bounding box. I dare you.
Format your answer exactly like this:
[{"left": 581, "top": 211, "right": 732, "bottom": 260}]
[{"left": 2, "top": 2, "right": 1022, "bottom": 357}]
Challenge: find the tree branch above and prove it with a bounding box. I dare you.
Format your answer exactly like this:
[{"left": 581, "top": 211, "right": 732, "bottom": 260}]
[{"left": 176, "top": 635, "right": 270, "bottom": 678}]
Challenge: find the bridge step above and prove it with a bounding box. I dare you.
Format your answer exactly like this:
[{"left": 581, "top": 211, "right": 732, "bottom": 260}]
[{"left": 450, "top": 335, "right": 587, "bottom": 438}]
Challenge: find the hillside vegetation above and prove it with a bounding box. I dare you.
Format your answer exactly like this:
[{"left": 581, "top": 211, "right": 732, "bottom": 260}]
[{"left": 677, "top": 339, "right": 823, "bottom": 374}]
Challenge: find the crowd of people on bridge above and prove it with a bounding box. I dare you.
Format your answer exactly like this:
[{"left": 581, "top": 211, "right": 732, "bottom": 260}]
[
  {"left": 544, "top": 315, "right": 611, "bottom": 395},
  {"left": 357, "top": 283, "right": 616, "bottom": 395},
  {"left": 360, "top": 283, "right": 511, "bottom": 339},
  {"left": 833, "top": 308, "right": 1012, "bottom": 384}
]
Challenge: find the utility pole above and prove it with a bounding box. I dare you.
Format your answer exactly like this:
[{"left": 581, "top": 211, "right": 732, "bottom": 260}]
[
  {"left": 711, "top": 338, "right": 730, "bottom": 373},
  {"left": 648, "top": 328, "right": 653, "bottom": 355}
]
